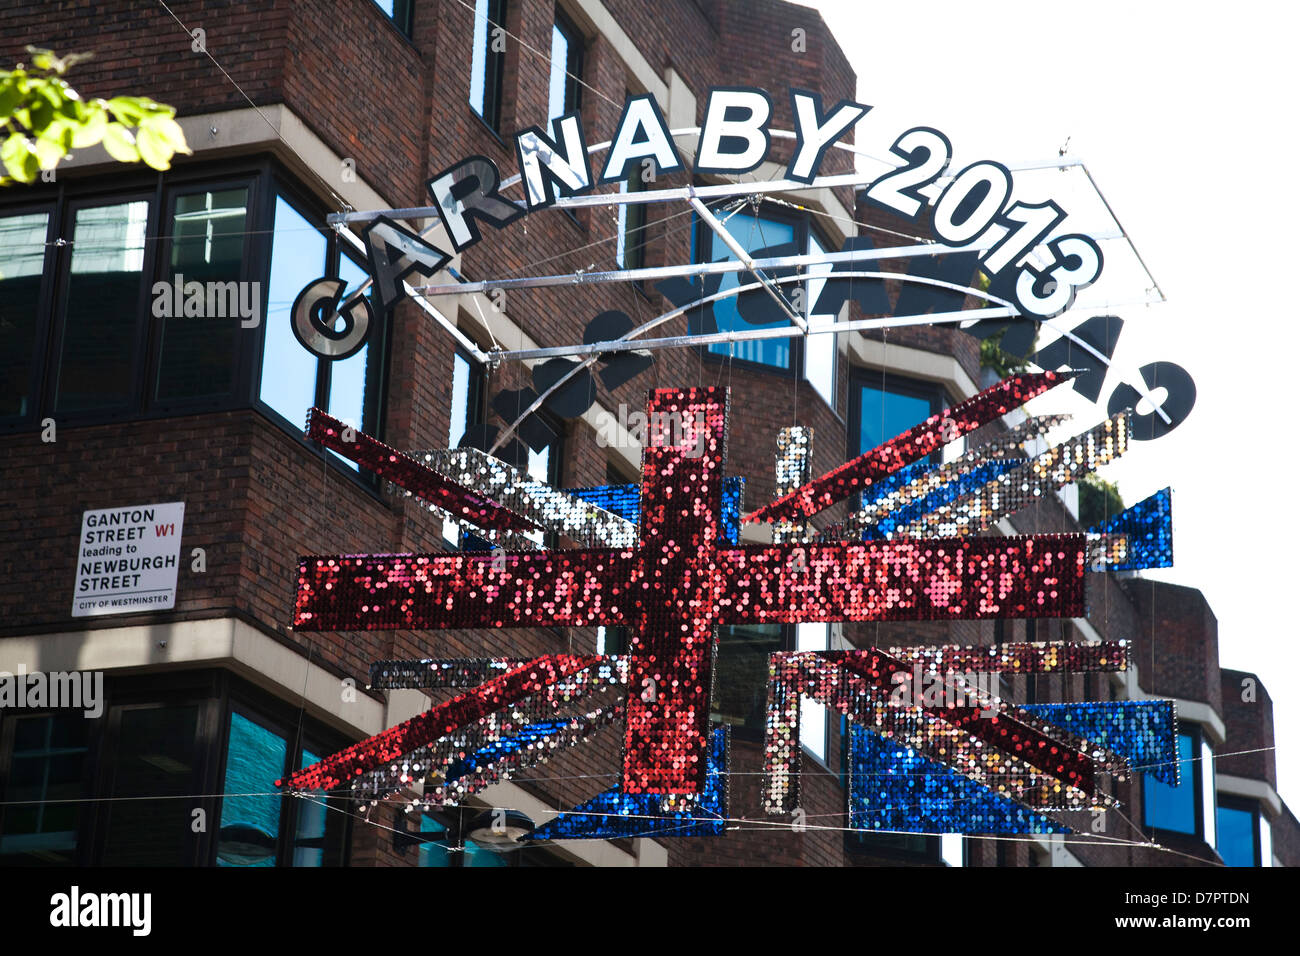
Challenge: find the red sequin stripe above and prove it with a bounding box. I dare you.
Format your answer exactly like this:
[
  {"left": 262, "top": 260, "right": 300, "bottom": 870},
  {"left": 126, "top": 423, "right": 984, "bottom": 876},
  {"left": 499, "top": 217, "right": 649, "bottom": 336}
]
[
  {"left": 292, "top": 549, "right": 638, "bottom": 631},
  {"left": 622, "top": 387, "right": 728, "bottom": 794},
  {"left": 714, "top": 535, "right": 1088, "bottom": 623},
  {"left": 278, "top": 655, "right": 602, "bottom": 793},
  {"left": 305, "top": 407, "right": 538, "bottom": 534},
  {"left": 745, "top": 371, "right": 1071, "bottom": 524}
]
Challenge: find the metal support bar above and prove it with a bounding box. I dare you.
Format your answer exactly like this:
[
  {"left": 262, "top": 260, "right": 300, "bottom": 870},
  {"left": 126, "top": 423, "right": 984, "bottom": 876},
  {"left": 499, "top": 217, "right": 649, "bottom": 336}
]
[
  {"left": 333, "top": 226, "right": 488, "bottom": 363},
  {"left": 687, "top": 187, "right": 806, "bottom": 331}
]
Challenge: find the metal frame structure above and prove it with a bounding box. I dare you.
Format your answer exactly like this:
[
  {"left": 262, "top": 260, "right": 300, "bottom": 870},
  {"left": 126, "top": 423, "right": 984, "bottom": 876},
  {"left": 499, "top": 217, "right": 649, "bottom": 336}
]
[{"left": 319, "top": 127, "right": 1172, "bottom": 447}]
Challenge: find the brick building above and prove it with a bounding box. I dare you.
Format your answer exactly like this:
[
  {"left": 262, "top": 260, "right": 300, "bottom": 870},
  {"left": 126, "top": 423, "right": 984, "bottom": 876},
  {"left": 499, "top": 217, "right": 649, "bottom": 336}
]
[{"left": 0, "top": 0, "right": 1292, "bottom": 867}]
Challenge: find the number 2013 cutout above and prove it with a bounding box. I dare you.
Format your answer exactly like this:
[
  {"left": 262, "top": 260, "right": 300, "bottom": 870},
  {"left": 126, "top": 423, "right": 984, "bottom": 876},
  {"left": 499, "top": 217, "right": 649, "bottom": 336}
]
[{"left": 865, "top": 126, "right": 1096, "bottom": 318}]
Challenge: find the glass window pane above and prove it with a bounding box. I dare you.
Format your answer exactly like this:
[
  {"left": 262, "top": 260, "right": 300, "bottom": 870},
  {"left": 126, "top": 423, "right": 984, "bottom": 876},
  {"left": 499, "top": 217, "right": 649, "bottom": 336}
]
[
  {"left": 0, "top": 211, "right": 49, "bottom": 419},
  {"left": 469, "top": 0, "right": 492, "bottom": 120},
  {"left": 711, "top": 624, "right": 784, "bottom": 733},
  {"left": 55, "top": 201, "right": 150, "bottom": 412},
  {"left": 464, "top": 839, "right": 509, "bottom": 867},
  {"left": 325, "top": 256, "right": 374, "bottom": 471},
  {"left": 444, "top": 353, "right": 474, "bottom": 545},
  {"left": 260, "top": 196, "right": 325, "bottom": 425},
  {"left": 218, "top": 711, "right": 287, "bottom": 867},
  {"left": 103, "top": 704, "right": 199, "bottom": 865},
  {"left": 796, "top": 622, "right": 828, "bottom": 761},
  {"left": 856, "top": 382, "right": 934, "bottom": 454},
  {"left": 1200, "top": 737, "right": 1216, "bottom": 847},
  {"left": 1216, "top": 805, "right": 1257, "bottom": 867},
  {"left": 616, "top": 174, "right": 647, "bottom": 270},
  {"left": 292, "top": 747, "right": 326, "bottom": 867},
  {"left": 804, "top": 231, "right": 836, "bottom": 407},
  {"left": 523, "top": 443, "right": 554, "bottom": 546},
  {"left": 548, "top": 23, "right": 570, "bottom": 122},
  {"left": 703, "top": 212, "right": 796, "bottom": 369},
  {"left": 155, "top": 187, "right": 249, "bottom": 402},
  {"left": 418, "top": 815, "right": 452, "bottom": 867},
  {"left": 1143, "top": 732, "right": 1197, "bottom": 834},
  {"left": 0, "top": 714, "right": 88, "bottom": 865}
]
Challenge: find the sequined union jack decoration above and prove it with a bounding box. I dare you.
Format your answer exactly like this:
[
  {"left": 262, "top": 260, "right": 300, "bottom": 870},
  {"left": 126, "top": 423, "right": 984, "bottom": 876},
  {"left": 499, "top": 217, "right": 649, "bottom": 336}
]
[{"left": 278, "top": 374, "right": 1176, "bottom": 838}]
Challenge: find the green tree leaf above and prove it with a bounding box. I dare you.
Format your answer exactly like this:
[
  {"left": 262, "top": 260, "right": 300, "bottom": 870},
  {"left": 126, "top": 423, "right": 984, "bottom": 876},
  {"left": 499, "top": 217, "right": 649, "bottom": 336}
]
[
  {"left": 101, "top": 121, "right": 139, "bottom": 163},
  {"left": 104, "top": 95, "right": 157, "bottom": 125},
  {"left": 2, "top": 49, "right": 180, "bottom": 184},
  {"left": 1, "top": 132, "right": 39, "bottom": 183},
  {"left": 138, "top": 112, "right": 189, "bottom": 163},
  {"left": 0, "top": 76, "right": 22, "bottom": 118},
  {"left": 69, "top": 103, "right": 107, "bottom": 149},
  {"left": 135, "top": 123, "right": 171, "bottom": 170},
  {"left": 33, "top": 131, "right": 66, "bottom": 169}
]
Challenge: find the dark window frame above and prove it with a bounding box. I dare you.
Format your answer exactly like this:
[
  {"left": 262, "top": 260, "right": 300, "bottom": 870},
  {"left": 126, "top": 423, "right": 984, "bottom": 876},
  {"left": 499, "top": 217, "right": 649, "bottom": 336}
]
[
  {"left": 45, "top": 188, "right": 161, "bottom": 421},
  {"left": 373, "top": 0, "right": 414, "bottom": 36},
  {"left": 214, "top": 687, "right": 352, "bottom": 868},
  {"left": 1215, "top": 794, "right": 1263, "bottom": 867},
  {"left": 0, "top": 156, "right": 396, "bottom": 442},
  {"left": 690, "top": 201, "right": 808, "bottom": 378},
  {"left": 0, "top": 668, "right": 352, "bottom": 867},
  {"left": 469, "top": 0, "right": 510, "bottom": 133},
  {"left": 255, "top": 171, "right": 389, "bottom": 447},
  {"left": 1143, "top": 724, "right": 1208, "bottom": 841},
  {"left": 0, "top": 198, "right": 59, "bottom": 425},
  {"left": 847, "top": 366, "right": 946, "bottom": 463},
  {"left": 551, "top": 6, "right": 585, "bottom": 119},
  {"left": 709, "top": 622, "right": 794, "bottom": 743},
  {"left": 150, "top": 174, "right": 263, "bottom": 414}
]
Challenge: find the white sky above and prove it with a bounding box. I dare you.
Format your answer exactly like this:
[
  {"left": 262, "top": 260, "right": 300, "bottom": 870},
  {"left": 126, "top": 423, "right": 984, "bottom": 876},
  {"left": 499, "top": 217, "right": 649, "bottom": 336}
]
[{"left": 804, "top": 0, "right": 1300, "bottom": 808}]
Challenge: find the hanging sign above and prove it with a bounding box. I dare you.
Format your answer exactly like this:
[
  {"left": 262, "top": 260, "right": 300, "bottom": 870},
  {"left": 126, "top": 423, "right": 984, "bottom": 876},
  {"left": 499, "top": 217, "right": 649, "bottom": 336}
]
[{"left": 288, "top": 85, "right": 1194, "bottom": 438}]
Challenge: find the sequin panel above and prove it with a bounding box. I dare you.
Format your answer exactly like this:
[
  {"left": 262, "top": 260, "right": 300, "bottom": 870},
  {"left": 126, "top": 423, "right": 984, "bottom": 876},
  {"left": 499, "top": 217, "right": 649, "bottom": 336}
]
[{"left": 746, "top": 371, "right": 1072, "bottom": 524}]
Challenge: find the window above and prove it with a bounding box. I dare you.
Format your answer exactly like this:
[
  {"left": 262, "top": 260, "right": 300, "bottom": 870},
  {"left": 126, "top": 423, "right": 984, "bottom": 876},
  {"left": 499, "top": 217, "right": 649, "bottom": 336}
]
[
  {"left": 215, "top": 707, "right": 348, "bottom": 867},
  {"left": 371, "top": 0, "right": 413, "bottom": 34},
  {"left": 616, "top": 170, "right": 648, "bottom": 271},
  {"left": 1216, "top": 798, "right": 1264, "bottom": 867},
  {"left": 940, "top": 833, "right": 965, "bottom": 867},
  {"left": 259, "top": 191, "right": 385, "bottom": 467},
  {"left": 0, "top": 671, "right": 351, "bottom": 866},
  {"left": 53, "top": 198, "right": 152, "bottom": 413},
  {"left": 469, "top": 0, "right": 508, "bottom": 131},
  {"left": 1143, "top": 728, "right": 1214, "bottom": 841},
  {"left": 443, "top": 350, "right": 486, "bottom": 546},
  {"left": 548, "top": 9, "right": 583, "bottom": 123},
  {"left": 796, "top": 622, "right": 829, "bottom": 763},
  {"left": 101, "top": 703, "right": 204, "bottom": 865},
  {"left": 804, "top": 230, "right": 837, "bottom": 407},
  {"left": 0, "top": 208, "right": 54, "bottom": 420},
  {"left": 693, "top": 209, "right": 798, "bottom": 370},
  {"left": 0, "top": 714, "right": 90, "bottom": 865},
  {"left": 155, "top": 186, "right": 250, "bottom": 402},
  {"left": 0, "top": 161, "right": 389, "bottom": 455},
  {"left": 690, "top": 208, "right": 841, "bottom": 392},
  {"left": 851, "top": 370, "right": 945, "bottom": 459},
  {"left": 596, "top": 625, "right": 627, "bottom": 655},
  {"left": 218, "top": 710, "right": 286, "bottom": 867},
  {"left": 710, "top": 623, "right": 785, "bottom": 737}
]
